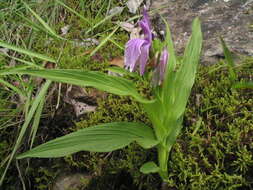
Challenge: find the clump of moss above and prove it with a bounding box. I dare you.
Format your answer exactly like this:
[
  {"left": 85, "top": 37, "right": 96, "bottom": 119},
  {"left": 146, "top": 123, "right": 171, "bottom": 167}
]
[
  {"left": 50, "top": 58, "right": 250, "bottom": 189},
  {"left": 73, "top": 93, "right": 159, "bottom": 189},
  {"left": 73, "top": 59, "right": 253, "bottom": 190},
  {"left": 11, "top": 58, "right": 250, "bottom": 190},
  {"left": 1, "top": 57, "right": 252, "bottom": 190},
  {"left": 166, "top": 59, "right": 253, "bottom": 190}
]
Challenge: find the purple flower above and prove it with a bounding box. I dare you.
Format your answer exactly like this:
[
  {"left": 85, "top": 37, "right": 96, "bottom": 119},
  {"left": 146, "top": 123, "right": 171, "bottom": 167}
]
[
  {"left": 152, "top": 49, "right": 169, "bottom": 86},
  {"left": 158, "top": 49, "right": 169, "bottom": 82},
  {"left": 124, "top": 8, "right": 152, "bottom": 75}
]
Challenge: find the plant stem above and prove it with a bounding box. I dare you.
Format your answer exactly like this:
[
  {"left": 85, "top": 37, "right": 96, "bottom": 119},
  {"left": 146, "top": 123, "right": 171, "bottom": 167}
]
[{"left": 157, "top": 143, "right": 170, "bottom": 181}]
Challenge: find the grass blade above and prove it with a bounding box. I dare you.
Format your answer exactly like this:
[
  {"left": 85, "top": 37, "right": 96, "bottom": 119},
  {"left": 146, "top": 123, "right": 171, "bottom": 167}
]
[
  {"left": 0, "top": 78, "right": 25, "bottom": 97},
  {"left": 56, "top": 0, "right": 91, "bottom": 25},
  {"left": 90, "top": 26, "right": 119, "bottom": 57},
  {"left": 220, "top": 37, "right": 237, "bottom": 81},
  {"left": 0, "top": 41, "right": 56, "bottom": 63},
  {"left": 29, "top": 95, "right": 45, "bottom": 148},
  {"left": 23, "top": 1, "right": 65, "bottom": 40},
  {"left": 85, "top": 8, "right": 123, "bottom": 34},
  {"left": 0, "top": 80, "right": 51, "bottom": 185},
  {"left": 0, "top": 52, "right": 43, "bottom": 68}
]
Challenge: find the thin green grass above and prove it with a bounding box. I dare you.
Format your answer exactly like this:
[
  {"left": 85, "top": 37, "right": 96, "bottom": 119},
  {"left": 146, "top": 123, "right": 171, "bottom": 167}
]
[
  {"left": 0, "top": 0, "right": 131, "bottom": 187},
  {"left": 220, "top": 37, "right": 253, "bottom": 90},
  {"left": 56, "top": 0, "right": 91, "bottom": 25},
  {"left": 0, "top": 41, "right": 56, "bottom": 63},
  {"left": 0, "top": 80, "right": 52, "bottom": 185}
]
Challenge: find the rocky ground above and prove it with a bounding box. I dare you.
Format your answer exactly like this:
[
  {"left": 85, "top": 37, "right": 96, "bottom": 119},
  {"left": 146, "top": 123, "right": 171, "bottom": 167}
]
[{"left": 151, "top": 0, "right": 253, "bottom": 63}]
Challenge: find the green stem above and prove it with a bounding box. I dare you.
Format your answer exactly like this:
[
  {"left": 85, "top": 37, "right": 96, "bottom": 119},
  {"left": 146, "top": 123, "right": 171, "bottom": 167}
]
[{"left": 157, "top": 143, "right": 170, "bottom": 181}]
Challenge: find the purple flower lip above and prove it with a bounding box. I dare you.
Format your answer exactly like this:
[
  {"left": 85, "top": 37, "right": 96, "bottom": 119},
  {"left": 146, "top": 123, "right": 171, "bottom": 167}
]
[{"left": 124, "top": 8, "right": 152, "bottom": 75}]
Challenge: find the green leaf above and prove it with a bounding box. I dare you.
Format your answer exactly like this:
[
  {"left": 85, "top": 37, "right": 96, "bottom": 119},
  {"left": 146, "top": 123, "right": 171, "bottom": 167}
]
[
  {"left": 154, "top": 16, "right": 178, "bottom": 135},
  {"left": 0, "top": 41, "right": 56, "bottom": 63},
  {"left": 162, "top": 15, "right": 178, "bottom": 82},
  {"left": 89, "top": 26, "right": 119, "bottom": 57},
  {"left": 56, "top": 0, "right": 91, "bottom": 25},
  {"left": 17, "top": 122, "right": 158, "bottom": 159},
  {"left": 166, "top": 17, "right": 202, "bottom": 121},
  {"left": 107, "top": 67, "right": 139, "bottom": 78},
  {"left": 1, "top": 69, "right": 153, "bottom": 104},
  {"left": 152, "top": 39, "right": 163, "bottom": 53},
  {"left": 220, "top": 37, "right": 237, "bottom": 81},
  {"left": 0, "top": 80, "right": 52, "bottom": 185},
  {"left": 146, "top": 17, "right": 202, "bottom": 141},
  {"left": 164, "top": 18, "right": 202, "bottom": 147},
  {"left": 23, "top": 1, "right": 64, "bottom": 40},
  {"left": 0, "top": 51, "right": 43, "bottom": 68},
  {"left": 143, "top": 17, "right": 179, "bottom": 141},
  {"left": 140, "top": 161, "right": 160, "bottom": 174},
  {"left": 143, "top": 99, "right": 166, "bottom": 141},
  {"left": 166, "top": 117, "right": 183, "bottom": 148},
  {"left": 29, "top": 94, "right": 46, "bottom": 148},
  {"left": 85, "top": 8, "right": 123, "bottom": 34},
  {"left": 0, "top": 78, "right": 25, "bottom": 97}
]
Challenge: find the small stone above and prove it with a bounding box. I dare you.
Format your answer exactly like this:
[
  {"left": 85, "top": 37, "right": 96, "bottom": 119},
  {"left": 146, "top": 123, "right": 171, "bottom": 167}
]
[
  {"left": 52, "top": 173, "right": 92, "bottom": 190},
  {"left": 61, "top": 25, "right": 70, "bottom": 35},
  {"left": 0, "top": 48, "right": 8, "bottom": 54},
  {"left": 126, "top": 0, "right": 144, "bottom": 13},
  {"left": 107, "top": 6, "right": 124, "bottom": 16}
]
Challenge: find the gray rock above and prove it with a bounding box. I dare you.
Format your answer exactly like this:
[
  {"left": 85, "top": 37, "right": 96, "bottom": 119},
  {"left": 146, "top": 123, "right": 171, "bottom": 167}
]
[
  {"left": 150, "top": 0, "right": 253, "bottom": 63},
  {"left": 52, "top": 173, "right": 92, "bottom": 190}
]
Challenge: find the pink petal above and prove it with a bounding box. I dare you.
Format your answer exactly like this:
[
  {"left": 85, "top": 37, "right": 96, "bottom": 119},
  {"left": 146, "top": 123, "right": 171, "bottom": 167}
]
[
  {"left": 159, "top": 49, "right": 169, "bottom": 81},
  {"left": 124, "top": 38, "right": 146, "bottom": 72},
  {"left": 139, "top": 9, "right": 152, "bottom": 43},
  {"left": 139, "top": 43, "right": 150, "bottom": 75},
  {"left": 143, "top": 8, "right": 152, "bottom": 30}
]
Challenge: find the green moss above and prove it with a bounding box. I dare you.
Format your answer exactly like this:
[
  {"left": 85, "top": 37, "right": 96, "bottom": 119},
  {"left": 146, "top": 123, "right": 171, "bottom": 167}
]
[
  {"left": 26, "top": 58, "right": 246, "bottom": 190},
  {"left": 165, "top": 60, "right": 253, "bottom": 190},
  {"left": 1, "top": 0, "right": 252, "bottom": 188},
  {"left": 73, "top": 59, "right": 252, "bottom": 190},
  {"left": 1, "top": 58, "right": 252, "bottom": 190}
]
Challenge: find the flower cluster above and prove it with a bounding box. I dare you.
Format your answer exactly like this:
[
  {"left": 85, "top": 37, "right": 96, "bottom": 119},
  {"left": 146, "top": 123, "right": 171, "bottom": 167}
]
[{"left": 124, "top": 8, "right": 169, "bottom": 85}]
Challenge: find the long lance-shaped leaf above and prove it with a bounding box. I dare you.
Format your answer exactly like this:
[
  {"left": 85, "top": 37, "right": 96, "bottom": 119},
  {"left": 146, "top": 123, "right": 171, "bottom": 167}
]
[
  {"left": 142, "top": 98, "right": 166, "bottom": 141},
  {"left": 165, "top": 18, "right": 202, "bottom": 123},
  {"left": 0, "top": 41, "right": 56, "bottom": 63},
  {"left": 17, "top": 122, "right": 158, "bottom": 158},
  {"left": 171, "top": 18, "right": 202, "bottom": 119},
  {"left": 161, "top": 16, "right": 178, "bottom": 108},
  {"left": 0, "top": 69, "right": 154, "bottom": 104}
]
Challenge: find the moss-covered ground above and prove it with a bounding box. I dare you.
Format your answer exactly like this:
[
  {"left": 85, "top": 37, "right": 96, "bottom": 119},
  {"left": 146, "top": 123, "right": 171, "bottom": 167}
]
[
  {"left": 1, "top": 59, "right": 252, "bottom": 190},
  {"left": 0, "top": 0, "right": 252, "bottom": 189}
]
